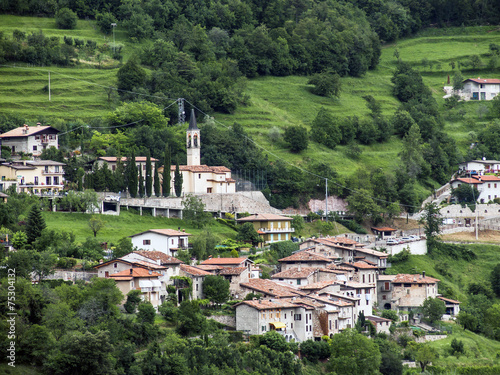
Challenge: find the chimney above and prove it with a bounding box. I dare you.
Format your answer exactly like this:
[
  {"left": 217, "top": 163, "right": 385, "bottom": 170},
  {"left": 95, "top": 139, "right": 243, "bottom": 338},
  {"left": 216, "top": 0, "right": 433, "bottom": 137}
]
[
  {"left": 422, "top": 271, "right": 425, "bottom": 278},
  {"left": 36, "top": 122, "right": 41, "bottom": 127},
  {"left": 129, "top": 268, "right": 133, "bottom": 275}
]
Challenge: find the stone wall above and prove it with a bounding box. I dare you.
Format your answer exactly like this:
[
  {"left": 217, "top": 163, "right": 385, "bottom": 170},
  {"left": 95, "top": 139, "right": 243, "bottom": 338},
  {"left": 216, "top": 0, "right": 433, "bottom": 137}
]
[
  {"left": 416, "top": 334, "right": 447, "bottom": 343},
  {"left": 209, "top": 314, "right": 236, "bottom": 328},
  {"left": 44, "top": 269, "right": 98, "bottom": 283}
]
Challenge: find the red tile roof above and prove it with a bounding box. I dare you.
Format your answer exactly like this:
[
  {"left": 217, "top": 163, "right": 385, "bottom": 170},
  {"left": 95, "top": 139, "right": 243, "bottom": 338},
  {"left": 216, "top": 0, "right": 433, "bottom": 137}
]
[
  {"left": 279, "top": 251, "right": 333, "bottom": 263},
  {"left": 392, "top": 274, "right": 440, "bottom": 284},
  {"left": 0, "top": 125, "right": 58, "bottom": 138},
  {"left": 271, "top": 267, "right": 317, "bottom": 279},
  {"left": 473, "top": 175, "right": 500, "bottom": 181},
  {"left": 196, "top": 265, "right": 223, "bottom": 271},
  {"left": 299, "top": 280, "right": 337, "bottom": 290},
  {"left": 237, "top": 213, "right": 292, "bottom": 222},
  {"left": 168, "top": 164, "right": 231, "bottom": 173},
  {"left": 132, "top": 229, "right": 191, "bottom": 237},
  {"left": 437, "top": 296, "right": 461, "bottom": 304},
  {"left": 366, "top": 316, "right": 392, "bottom": 323},
  {"left": 236, "top": 299, "right": 299, "bottom": 311},
  {"left": 465, "top": 78, "right": 500, "bottom": 84},
  {"left": 349, "top": 261, "right": 379, "bottom": 270},
  {"left": 240, "top": 279, "right": 305, "bottom": 297},
  {"left": 453, "top": 178, "right": 482, "bottom": 184},
  {"left": 371, "top": 227, "right": 397, "bottom": 232},
  {"left": 180, "top": 264, "right": 212, "bottom": 276},
  {"left": 133, "top": 251, "right": 184, "bottom": 265},
  {"left": 109, "top": 268, "right": 162, "bottom": 278},
  {"left": 201, "top": 257, "right": 249, "bottom": 266}
]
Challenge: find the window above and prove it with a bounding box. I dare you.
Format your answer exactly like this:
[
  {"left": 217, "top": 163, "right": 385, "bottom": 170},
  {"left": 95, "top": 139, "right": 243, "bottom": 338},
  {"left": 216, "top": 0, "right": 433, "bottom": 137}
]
[
  {"left": 284, "top": 314, "right": 287, "bottom": 319},
  {"left": 33, "top": 145, "right": 37, "bottom": 151},
  {"left": 46, "top": 177, "right": 51, "bottom": 185},
  {"left": 329, "top": 320, "right": 332, "bottom": 330},
  {"left": 34, "top": 176, "right": 38, "bottom": 185},
  {"left": 112, "top": 165, "right": 116, "bottom": 171},
  {"left": 488, "top": 184, "right": 491, "bottom": 188},
  {"left": 306, "top": 326, "right": 308, "bottom": 332},
  {"left": 143, "top": 239, "right": 151, "bottom": 245},
  {"left": 297, "top": 279, "right": 301, "bottom": 285},
  {"left": 53, "top": 177, "right": 59, "bottom": 185},
  {"left": 45, "top": 166, "right": 49, "bottom": 173},
  {"left": 404, "top": 283, "right": 411, "bottom": 288},
  {"left": 382, "top": 295, "right": 386, "bottom": 300},
  {"left": 291, "top": 323, "right": 293, "bottom": 329},
  {"left": 262, "top": 326, "right": 266, "bottom": 332},
  {"left": 196, "top": 284, "right": 198, "bottom": 291},
  {"left": 55, "top": 166, "right": 59, "bottom": 173},
  {"left": 114, "top": 263, "right": 117, "bottom": 268},
  {"left": 496, "top": 184, "right": 498, "bottom": 188},
  {"left": 199, "top": 174, "right": 201, "bottom": 179},
  {"left": 270, "top": 313, "right": 273, "bottom": 318},
  {"left": 294, "top": 314, "right": 301, "bottom": 321},
  {"left": 407, "top": 289, "right": 410, "bottom": 294}
]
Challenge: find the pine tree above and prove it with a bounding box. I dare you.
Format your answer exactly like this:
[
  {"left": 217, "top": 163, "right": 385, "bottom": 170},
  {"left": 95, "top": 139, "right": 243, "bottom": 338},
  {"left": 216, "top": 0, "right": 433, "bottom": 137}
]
[
  {"left": 145, "top": 151, "right": 152, "bottom": 197},
  {"left": 162, "top": 143, "right": 171, "bottom": 197},
  {"left": 174, "top": 158, "right": 183, "bottom": 197},
  {"left": 138, "top": 166, "right": 145, "bottom": 198},
  {"left": 127, "top": 152, "right": 138, "bottom": 198},
  {"left": 153, "top": 162, "right": 160, "bottom": 197},
  {"left": 26, "top": 203, "right": 46, "bottom": 244}
]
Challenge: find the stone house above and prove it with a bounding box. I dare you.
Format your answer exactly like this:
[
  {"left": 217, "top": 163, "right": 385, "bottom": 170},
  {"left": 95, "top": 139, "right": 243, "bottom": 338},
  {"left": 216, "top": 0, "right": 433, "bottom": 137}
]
[
  {"left": 271, "top": 267, "right": 318, "bottom": 287},
  {"left": 462, "top": 78, "right": 500, "bottom": 101},
  {"left": 337, "top": 281, "right": 376, "bottom": 317},
  {"left": 179, "top": 264, "right": 212, "bottom": 300},
  {"left": 129, "top": 229, "right": 191, "bottom": 256},
  {"left": 345, "top": 261, "right": 379, "bottom": 285},
  {"left": 299, "top": 280, "right": 341, "bottom": 295},
  {"left": 366, "top": 316, "right": 392, "bottom": 335},
  {"left": 239, "top": 278, "right": 305, "bottom": 299},
  {"left": 218, "top": 267, "right": 250, "bottom": 299},
  {"left": 200, "top": 257, "right": 253, "bottom": 271},
  {"left": 278, "top": 251, "right": 333, "bottom": 271},
  {"left": 121, "top": 250, "right": 184, "bottom": 281},
  {"left": 310, "top": 294, "right": 355, "bottom": 332},
  {"left": 109, "top": 268, "right": 163, "bottom": 309}
]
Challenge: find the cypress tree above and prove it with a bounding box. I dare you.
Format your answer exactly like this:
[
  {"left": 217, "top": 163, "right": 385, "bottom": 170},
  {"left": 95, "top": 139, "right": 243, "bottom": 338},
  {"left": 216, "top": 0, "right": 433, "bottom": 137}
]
[
  {"left": 145, "top": 151, "right": 152, "bottom": 197},
  {"left": 26, "top": 203, "right": 46, "bottom": 244},
  {"left": 174, "top": 158, "right": 183, "bottom": 197},
  {"left": 153, "top": 162, "right": 160, "bottom": 197},
  {"left": 162, "top": 144, "right": 171, "bottom": 197},
  {"left": 138, "top": 166, "right": 145, "bottom": 198},
  {"left": 127, "top": 152, "right": 138, "bottom": 198}
]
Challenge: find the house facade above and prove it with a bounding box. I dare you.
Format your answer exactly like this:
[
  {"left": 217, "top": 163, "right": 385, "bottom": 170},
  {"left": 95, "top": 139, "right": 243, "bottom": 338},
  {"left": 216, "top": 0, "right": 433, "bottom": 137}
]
[
  {"left": 450, "top": 175, "right": 500, "bottom": 203},
  {"left": 129, "top": 229, "right": 191, "bottom": 256},
  {"left": 271, "top": 267, "right": 318, "bottom": 287},
  {"left": 237, "top": 213, "right": 294, "bottom": 245},
  {"left": 0, "top": 124, "right": 59, "bottom": 157},
  {"left": 0, "top": 160, "right": 65, "bottom": 194},
  {"left": 462, "top": 78, "right": 500, "bottom": 101},
  {"left": 458, "top": 160, "right": 500, "bottom": 175},
  {"left": 109, "top": 268, "right": 164, "bottom": 309},
  {"left": 179, "top": 264, "right": 213, "bottom": 300},
  {"left": 94, "top": 156, "right": 159, "bottom": 175}
]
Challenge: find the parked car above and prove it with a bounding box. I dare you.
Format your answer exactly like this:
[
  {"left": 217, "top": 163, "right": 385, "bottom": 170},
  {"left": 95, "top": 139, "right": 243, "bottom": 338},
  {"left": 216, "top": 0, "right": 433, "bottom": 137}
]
[
  {"left": 386, "top": 239, "right": 399, "bottom": 245},
  {"left": 400, "top": 237, "right": 412, "bottom": 243},
  {"left": 409, "top": 235, "right": 420, "bottom": 241}
]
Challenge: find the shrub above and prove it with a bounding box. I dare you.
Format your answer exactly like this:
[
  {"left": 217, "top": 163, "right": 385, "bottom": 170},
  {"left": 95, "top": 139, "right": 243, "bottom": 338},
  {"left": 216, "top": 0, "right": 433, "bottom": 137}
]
[{"left": 55, "top": 8, "right": 78, "bottom": 30}]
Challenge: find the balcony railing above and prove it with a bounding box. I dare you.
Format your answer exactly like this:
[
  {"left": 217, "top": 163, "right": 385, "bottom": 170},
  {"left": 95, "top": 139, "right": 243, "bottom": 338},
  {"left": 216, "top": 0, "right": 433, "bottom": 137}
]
[
  {"left": 258, "top": 227, "right": 295, "bottom": 233},
  {"left": 42, "top": 170, "right": 64, "bottom": 175}
]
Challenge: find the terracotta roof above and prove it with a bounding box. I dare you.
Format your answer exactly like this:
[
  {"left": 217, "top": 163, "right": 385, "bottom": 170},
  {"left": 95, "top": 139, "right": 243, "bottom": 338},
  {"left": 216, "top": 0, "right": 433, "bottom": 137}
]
[
  {"left": 0, "top": 125, "right": 58, "bottom": 138},
  {"left": 327, "top": 264, "right": 355, "bottom": 271},
  {"left": 371, "top": 227, "right": 397, "bottom": 232},
  {"left": 180, "top": 264, "right": 212, "bottom": 276},
  {"left": 473, "top": 175, "right": 500, "bottom": 181},
  {"left": 287, "top": 297, "right": 324, "bottom": 309},
  {"left": 465, "top": 78, "right": 500, "bottom": 84},
  {"left": 131, "top": 229, "right": 191, "bottom": 238},
  {"left": 219, "top": 267, "right": 247, "bottom": 276},
  {"left": 299, "top": 280, "right": 337, "bottom": 290},
  {"left": 348, "top": 261, "right": 379, "bottom": 270},
  {"left": 271, "top": 267, "right": 317, "bottom": 279},
  {"left": 98, "top": 156, "right": 159, "bottom": 162},
  {"left": 378, "top": 275, "right": 396, "bottom": 281},
  {"left": 201, "top": 257, "right": 249, "bottom": 266},
  {"left": 453, "top": 178, "right": 482, "bottom": 184},
  {"left": 130, "top": 260, "right": 166, "bottom": 270},
  {"left": 392, "top": 274, "right": 440, "bottom": 284},
  {"left": 279, "top": 251, "right": 333, "bottom": 263},
  {"left": 236, "top": 299, "right": 299, "bottom": 311},
  {"left": 237, "top": 213, "right": 292, "bottom": 222},
  {"left": 366, "top": 316, "right": 392, "bottom": 323},
  {"left": 317, "top": 236, "right": 363, "bottom": 246},
  {"left": 133, "top": 251, "right": 184, "bottom": 265},
  {"left": 310, "top": 294, "right": 353, "bottom": 307},
  {"left": 341, "top": 281, "right": 374, "bottom": 289},
  {"left": 437, "top": 296, "right": 461, "bottom": 304},
  {"left": 196, "top": 264, "right": 223, "bottom": 271},
  {"left": 239, "top": 279, "right": 305, "bottom": 297},
  {"left": 169, "top": 164, "right": 231, "bottom": 173},
  {"left": 109, "top": 268, "right": 162, "bottom": 278},
  {"left": 26, "top": 160, "right": 65, "bottom": 166}
]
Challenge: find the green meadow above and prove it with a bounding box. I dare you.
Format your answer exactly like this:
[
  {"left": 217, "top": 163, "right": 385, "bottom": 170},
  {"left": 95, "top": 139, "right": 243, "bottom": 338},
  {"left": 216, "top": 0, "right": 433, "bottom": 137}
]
[
  {"left": 42, "top": 210, "right": 237, "bottom": 245},
  {"left": 1, "top": 16, "right": 500, "bottom": 179}
]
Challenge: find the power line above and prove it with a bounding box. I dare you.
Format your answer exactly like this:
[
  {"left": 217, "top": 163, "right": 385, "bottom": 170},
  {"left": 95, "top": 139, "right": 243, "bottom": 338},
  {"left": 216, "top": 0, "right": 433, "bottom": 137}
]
[{"left": 185, "top": 99, "right": 422, "bottom": 211}]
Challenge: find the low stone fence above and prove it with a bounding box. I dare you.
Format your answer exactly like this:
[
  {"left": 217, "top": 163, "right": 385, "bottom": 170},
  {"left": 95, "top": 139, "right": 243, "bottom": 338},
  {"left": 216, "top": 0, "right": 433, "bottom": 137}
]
[{"left": 415, "top": 334, "right": 447, "bottom": 343}]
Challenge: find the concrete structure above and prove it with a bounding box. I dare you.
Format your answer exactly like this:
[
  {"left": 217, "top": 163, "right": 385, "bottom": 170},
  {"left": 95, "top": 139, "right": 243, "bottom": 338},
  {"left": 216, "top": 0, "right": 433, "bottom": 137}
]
[
  {"left": 0, "top": 160, "right": 65, "bottom": 194},
  {"left": 237, "top": 213, "right": 294, "bottom": 245},
  {"left": 0, "top": 124, "right": 59, "bottom": 157},
  {"left": 462, "top": 78, "right": 500, "bottom": 101},
  {"left": 179, "top": 264, "right": 212, "bottom": 300},
  {"left": 371, "top": 227, "right": 397, "bottom": 240},
  {"left": 129, "top": 229, "right": 191, "bottom": 256},
  {"left": 458, "top": 160, "right": 500, "bottom": 175},
  {"left": 438, "top": 296, "right": 460, "bottom": 319}
]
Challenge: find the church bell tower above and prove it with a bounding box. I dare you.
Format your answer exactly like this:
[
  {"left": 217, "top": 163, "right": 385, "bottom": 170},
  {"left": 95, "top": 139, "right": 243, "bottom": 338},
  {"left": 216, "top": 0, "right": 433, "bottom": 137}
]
[{"left": 186, "top": 109, "right": 200, "bottom": 166}]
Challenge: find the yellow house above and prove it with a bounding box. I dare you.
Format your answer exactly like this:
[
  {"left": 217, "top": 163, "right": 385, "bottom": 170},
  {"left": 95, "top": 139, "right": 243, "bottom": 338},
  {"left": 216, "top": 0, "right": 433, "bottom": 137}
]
[
  {"left": 0, "top": 160, "right": 65, "bottom": 194},
  {"left": 237, "top": 213, "right": 295, "bottom": 246}
]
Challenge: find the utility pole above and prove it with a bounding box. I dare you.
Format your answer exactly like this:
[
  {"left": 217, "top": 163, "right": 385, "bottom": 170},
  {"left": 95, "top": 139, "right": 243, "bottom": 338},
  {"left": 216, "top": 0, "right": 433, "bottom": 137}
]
[
  {"left": 177, "top": 98, "right": 185, "bottom": 125},
  {"left": 111, "top": 23, "right": 117, "bottom": 54},
  {"left": 48, "top": 71, "right": 51, "bottom": 101},
  {"left": 325, "top": 178, "right": 328, "bottom": 222}
]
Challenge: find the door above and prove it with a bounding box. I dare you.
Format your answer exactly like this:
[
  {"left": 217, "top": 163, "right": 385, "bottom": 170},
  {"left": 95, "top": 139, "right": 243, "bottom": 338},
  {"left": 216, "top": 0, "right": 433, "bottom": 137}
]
[{"left": 481, "top": 92, "right": 486, "bottom": 100}]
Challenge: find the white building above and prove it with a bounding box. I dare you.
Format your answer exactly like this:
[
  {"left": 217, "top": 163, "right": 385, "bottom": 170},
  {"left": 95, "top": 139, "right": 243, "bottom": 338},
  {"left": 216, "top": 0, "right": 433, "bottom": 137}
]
[
  {"left": 129, "top": 229, "right": 191, "bottom": 256},
  {"left": 0, "top": 124, "right": 59, "bottom": 157},
  {"left": 0, "top": 160, "right": 65, "bottom": 194},
  {"left": 458, "top": 160, "right": 500, "bottom": 175},
  {"left": 462, "top": 78, "right": 500, "bottom": 101},
  {"left": 450, "top": 175, "right": 500, "bottom": 203}
]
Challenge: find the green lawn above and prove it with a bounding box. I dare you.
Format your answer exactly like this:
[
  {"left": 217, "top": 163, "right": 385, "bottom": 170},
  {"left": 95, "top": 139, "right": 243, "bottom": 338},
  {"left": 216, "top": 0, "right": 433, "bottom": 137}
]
[{"left": 42, "top": 210, "right": 237, "bottom": 245}]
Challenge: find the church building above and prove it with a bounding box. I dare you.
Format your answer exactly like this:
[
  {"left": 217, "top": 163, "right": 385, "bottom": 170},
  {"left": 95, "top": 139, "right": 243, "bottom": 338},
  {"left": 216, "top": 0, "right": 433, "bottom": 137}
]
[{"left": 159, "top": 110, "right": 236, "bottom": 195}]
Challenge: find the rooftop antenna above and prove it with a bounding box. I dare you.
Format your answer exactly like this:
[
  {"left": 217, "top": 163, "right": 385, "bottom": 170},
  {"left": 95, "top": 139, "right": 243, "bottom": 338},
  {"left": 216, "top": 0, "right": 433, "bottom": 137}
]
[{"left": 178, "top": 98, "right": 185, "bottom": 125}]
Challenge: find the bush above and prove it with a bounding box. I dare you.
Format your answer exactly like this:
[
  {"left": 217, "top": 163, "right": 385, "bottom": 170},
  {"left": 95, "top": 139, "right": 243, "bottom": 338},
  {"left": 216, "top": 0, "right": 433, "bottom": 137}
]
[
  {"left": 55, "top": 8, "right": 78, "bottom": 30},
  {"left": 56, "top": 257, "right": 77, "bottom": 269}
]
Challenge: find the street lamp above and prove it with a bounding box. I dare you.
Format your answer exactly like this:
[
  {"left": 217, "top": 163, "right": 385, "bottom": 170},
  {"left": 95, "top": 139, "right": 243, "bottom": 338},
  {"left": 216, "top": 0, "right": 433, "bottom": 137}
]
[{"left": 111, "top": 23, "right": 117, "bottom": 54}]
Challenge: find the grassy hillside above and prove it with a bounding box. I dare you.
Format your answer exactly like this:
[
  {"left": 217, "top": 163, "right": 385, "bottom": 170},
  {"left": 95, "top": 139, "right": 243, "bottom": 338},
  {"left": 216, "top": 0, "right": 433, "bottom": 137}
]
[
  {"left": 42, "top": 210, "right": 237, "bottom": 245},
  {"left": 1, "top": 16, "right": 500, "bottom": 179},
  {"left": 386, "top": 243, "right": 500, "bottom": 305}
]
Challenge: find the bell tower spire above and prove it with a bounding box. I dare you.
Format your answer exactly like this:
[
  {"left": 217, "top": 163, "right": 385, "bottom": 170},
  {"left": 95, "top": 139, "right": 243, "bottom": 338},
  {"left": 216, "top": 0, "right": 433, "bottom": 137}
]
[{"left": 186, "top": 109, "right": 200, "bottom": 166}]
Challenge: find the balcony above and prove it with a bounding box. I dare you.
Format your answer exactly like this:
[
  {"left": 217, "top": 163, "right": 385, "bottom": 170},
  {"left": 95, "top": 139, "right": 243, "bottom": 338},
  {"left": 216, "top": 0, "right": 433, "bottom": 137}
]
[
  {"left": 258, "top": 227, "right": 295, "bottom": 234},
  {"left": 42, "top": 170, "right": 64, "bottom": 175}
]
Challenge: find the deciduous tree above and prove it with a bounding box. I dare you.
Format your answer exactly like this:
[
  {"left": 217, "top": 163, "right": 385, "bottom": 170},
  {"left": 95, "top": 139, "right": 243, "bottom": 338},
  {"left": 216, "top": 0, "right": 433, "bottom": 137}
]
[{"left": 203, "top": 275, "right": 230, "bottom": 305}]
